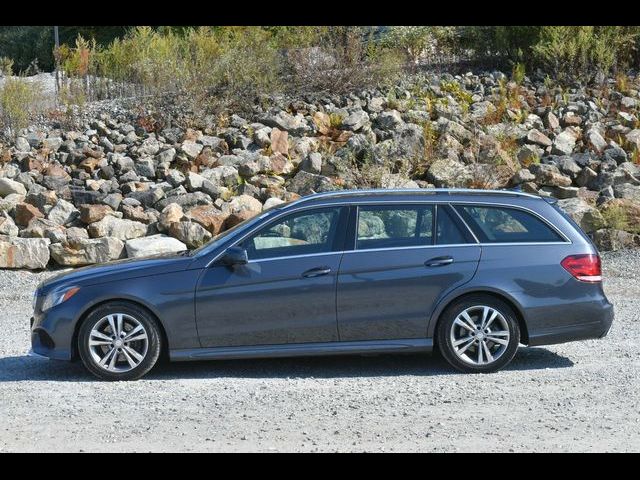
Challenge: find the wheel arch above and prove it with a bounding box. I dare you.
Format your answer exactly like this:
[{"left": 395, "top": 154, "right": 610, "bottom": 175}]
[
  {"left": 428, "top": 288, "right": 529, "bottom": 346},
  {"left": 70, "top": 297, "right": 170, "bottom": 361}
]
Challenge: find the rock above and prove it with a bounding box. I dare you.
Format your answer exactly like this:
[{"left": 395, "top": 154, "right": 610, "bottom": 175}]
[
  {"left": 155, "top": 192, "right": 213, "bottom": 211},
  {"left": 14, "top": 202, "right": 43, "bottom": 226},
  {"left": 626, "top": 129, "right": 640, "bottom": 151},
  {"left": 621, "top": 96, "right": 638, "bottom": 109},
  {"left": 0, "top": 214, "right": 19, "bottom": 237},
  {"left": 181, "top": 140, "right": 204, "bottom": 160},
  {"left": 544, "top": 111, "right": 560, "bottom": 130},
  {"left": 262, "top": 111, "right": 310, "bottom": 136},
  {"left": 263, "top": 197, "right": 285, "bottom": 210},
  {"left": 50, "top": 237, "right": 125, "bottom": 266},
  {"left": 0, "top": 178, "right": 27, "bottom": 197},
  {"left": 168, "top": 221, "right": 212, "bottom": 248},
  {"left": 158, "top": 203, "right": 184, "bottom": 231},
  {"left": 300, "top": 152, "right": 323, "bottom": 175},
  {"left": 0, "top": 237, "right": 50, "bottom": 269},
  {"left": 102, "top": 193, "right": 123, "bottom": 211},
  {"left": 562, "top": 111, "right": 582, "bottom": 126},
  {"left": 228, "top": 194, "right": 263, "bottom": 214},
  {"left": 125, "top": 234, "right": 187, "bottom": 258},
  {"left": 287, "top": 171, "right": 337, "bottom": 195},
  {"left": 511, "top": 168, "right": 536, "bottom": 185},
  {"left": 426, "top": 159, "right": 471, "bottom": 188},
  {"left": 342, "top": 110, "right": 370, "bottom": 131},
  {"left": 66, "top": 227, "right": 89, "bottom": 247},
  {"left": 525, "top": 129, "right": 552, "bottom": 148},
  {"left": 253, "top": 127, "right": 272, "bottom": 148},
  {"left": 575, "top": 167, "right": 598, "bottom": 188},
  {"left": 613, "top": 184, "right": 640, "bottom": 203},
  {"left": 517, "top": 145, "right": 543, "bottom": 165},
  {"left": 184, "top": 205, "right": 227, "bottom": 235},
  {"left": 379, "top": 173, "right": 419, "bottom": 189},
  {"left": 376, "top": 110, "right": 404, "bottom": 130},
  {"left": 617, "top": 111, "right": 637, "bottom": 128},
  {"left": 530, "top": 164, "right": 572, "bottom": 187},
  {"left": 87, "top": 216, "right": 148, "bottom": 240},
  {"left": 551, "top": 129, "right": 577, "bottom": 156},
  {"left": 79, "top": 204, "right": 114, "bottom": 224},
  {"left": 270, "top": 128, "right": 289, "bottom": 156},
  {"left": 47, "top": 199, "right": 79, "bottom": 226},
  {"left": 593, "top": 229, "right": 640, "bottom": 251},
  {"left": 15, "top": 136, "right": 31, "bottom": 152},
  {"left": 557, "top": 198, "right": 606, "bottom": 233},
  {"left": 224, "top": 210, "right": 258, "bottom": 229}
]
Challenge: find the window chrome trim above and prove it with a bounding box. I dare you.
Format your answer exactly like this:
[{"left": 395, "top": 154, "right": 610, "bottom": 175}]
[
  {"left": 205, "top": 199, "right": 572, "bottom": 266},
  {"left": 247, "top": 251, "right": 344, "bottom": 264}
]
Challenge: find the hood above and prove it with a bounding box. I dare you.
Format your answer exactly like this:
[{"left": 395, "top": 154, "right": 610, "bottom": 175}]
[{"left": 38, "top": 251, "right": 195, "bottom": 294}]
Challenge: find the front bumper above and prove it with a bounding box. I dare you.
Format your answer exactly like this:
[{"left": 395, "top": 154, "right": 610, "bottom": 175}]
[{"left": 30, "top": 303, "right": 78, "bottom": 361}]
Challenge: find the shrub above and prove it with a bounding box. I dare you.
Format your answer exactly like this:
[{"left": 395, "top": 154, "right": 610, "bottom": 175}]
[
  {"left": 601, "top": 203, "right": 630, "bottom": 231},
  {"left": 0, "top": 77, "right": 43, "bottom": 136},
  {"left": 532, "top": 26, "right": 640, "bottom": 83}
]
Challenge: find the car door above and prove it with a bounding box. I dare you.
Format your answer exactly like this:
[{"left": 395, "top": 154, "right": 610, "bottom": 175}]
[
  {"left": 195, "top": 206, "right": 349, "bottom": 347},
  {"left": 336, "top": 203, "right": 481, "bottom": 341}
]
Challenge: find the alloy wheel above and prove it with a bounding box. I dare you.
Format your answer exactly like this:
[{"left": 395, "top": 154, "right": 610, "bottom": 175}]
[
  {"left": 88, "top": 313, "right": 149, "bottom": 373},
  {"left": 449, "top": 305, "right": 510, "bottom": 366}
]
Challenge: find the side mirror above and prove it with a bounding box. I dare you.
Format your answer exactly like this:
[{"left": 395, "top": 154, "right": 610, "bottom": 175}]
[{"left": 220, "top": 246, "right": 248, "bottom": 266}]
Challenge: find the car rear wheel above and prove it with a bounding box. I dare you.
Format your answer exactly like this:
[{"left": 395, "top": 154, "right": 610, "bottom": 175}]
[
  {"left": 78, "top": 302, "right": 162, "bottom": 381},
  {"left": 437, "top": 295, "right": 520, "bottom": 373}
]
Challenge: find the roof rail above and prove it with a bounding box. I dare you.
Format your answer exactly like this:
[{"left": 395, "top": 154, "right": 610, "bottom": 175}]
[{"left": 287, "top": 188, "right": 542, "bottom": 207}]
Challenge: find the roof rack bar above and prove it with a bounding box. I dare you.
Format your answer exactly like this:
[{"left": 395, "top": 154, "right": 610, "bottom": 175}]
[{"left": 286, "top": 188, "right": 542, "bottom": 207}]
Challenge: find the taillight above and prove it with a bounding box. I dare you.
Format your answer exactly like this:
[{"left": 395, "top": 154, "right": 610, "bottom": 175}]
[{"left": 561, "top": 254, "right": 602, "bottom": 283}]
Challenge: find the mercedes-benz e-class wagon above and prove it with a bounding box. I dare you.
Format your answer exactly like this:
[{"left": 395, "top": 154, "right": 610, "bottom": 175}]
[{"left": 30, "top": 188, "right": 613, "bottom": 380}]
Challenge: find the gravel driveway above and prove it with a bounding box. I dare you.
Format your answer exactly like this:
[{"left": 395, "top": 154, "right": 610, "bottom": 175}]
[{"left": 1, "top": 251, "right": 639, "bottom": 452}]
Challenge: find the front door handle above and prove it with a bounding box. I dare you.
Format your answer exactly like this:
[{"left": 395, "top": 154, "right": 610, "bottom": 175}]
[
  {"left": 425, "top": 256, "right": 454, "bottom": 267},
  {"left": 302, "top": 267, "right": 332, "bottom": 278}
]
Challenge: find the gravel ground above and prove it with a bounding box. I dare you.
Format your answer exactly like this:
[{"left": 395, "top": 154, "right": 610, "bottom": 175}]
[{"left": 0, "top": 252, "right": 639, "bottom": 452}]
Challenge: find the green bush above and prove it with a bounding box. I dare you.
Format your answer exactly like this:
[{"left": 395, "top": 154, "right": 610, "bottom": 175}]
[
  {"left": 531, "top": 27, "right": 629, "bottom": 83},
  {"left": 0, "top": 77, "right": 43, "bottom": 136}
]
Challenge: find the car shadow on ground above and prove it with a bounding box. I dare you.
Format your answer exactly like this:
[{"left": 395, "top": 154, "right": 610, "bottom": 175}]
[{"left": 0, "top": 347, "right": 574, "bottom": 383}]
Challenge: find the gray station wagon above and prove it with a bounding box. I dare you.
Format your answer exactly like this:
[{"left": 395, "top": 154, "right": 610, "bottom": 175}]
[{"left": 30, "top": 188, "right": 614, "bottom": 380}]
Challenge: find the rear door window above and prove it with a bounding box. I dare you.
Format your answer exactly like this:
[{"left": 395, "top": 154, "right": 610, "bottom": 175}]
[
  {"left": 454, "top": 204, "right": 564, "bottom": 243},
  {"left": 356, "top": 205, "right": 434, "bottom": 250},
  {"left": 436, "top": 206, "right": 472, "bottom": 245}
]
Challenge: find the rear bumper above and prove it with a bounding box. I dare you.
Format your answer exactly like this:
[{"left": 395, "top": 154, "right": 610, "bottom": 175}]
[{"left": 527, "top": 301, "right": 613, "bottom": 347}]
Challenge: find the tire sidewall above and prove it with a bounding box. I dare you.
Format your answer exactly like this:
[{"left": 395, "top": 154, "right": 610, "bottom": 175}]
[
  {"left": 78, "top": 302, "right": 161, "bottom": 381},
  {"left": 437, "top": 295, "right": 520, "bottom": 373}
]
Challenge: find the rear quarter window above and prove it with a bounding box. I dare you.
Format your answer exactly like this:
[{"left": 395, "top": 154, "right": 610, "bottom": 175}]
[{"left": 454, "top": 204, "right": 564, "bottom": 243}]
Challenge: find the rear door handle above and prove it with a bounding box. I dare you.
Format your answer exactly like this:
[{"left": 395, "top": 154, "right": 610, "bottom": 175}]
[
  {"left": 302, "top": 267, "right": 332, "bottom": 278},
  {"left": 425, "top": 256, "right": 454, "bottom": 267}
]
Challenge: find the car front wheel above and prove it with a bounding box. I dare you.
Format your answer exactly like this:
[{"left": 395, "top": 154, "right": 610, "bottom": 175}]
[
  {"left": 78, "top": 302, "right": 162, "bottom": 381},
  {"left": 437, "top": 295, "right": 520, "bottom": 373}
]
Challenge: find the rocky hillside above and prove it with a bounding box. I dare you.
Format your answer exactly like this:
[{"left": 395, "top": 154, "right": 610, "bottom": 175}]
[{"left": 1, "top": 70, "right": 640, "bottom": 269}]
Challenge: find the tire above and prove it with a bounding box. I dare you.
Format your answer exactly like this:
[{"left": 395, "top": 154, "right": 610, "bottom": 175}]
[
  {"left": 78, "top": 301, "right": 162, "bottom": 381},
  {"left": 436, "top": 294, "right": 520, "bottom": 373}
]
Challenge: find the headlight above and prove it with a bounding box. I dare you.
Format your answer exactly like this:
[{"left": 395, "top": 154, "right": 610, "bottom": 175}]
[{"left": 41, "top": 286, "right": 80, "bottom": 312}]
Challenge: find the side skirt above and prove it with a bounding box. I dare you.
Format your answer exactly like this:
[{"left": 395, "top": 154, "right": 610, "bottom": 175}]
[{"left": 170, "top": 338, "right": 433, "bottom": 362}]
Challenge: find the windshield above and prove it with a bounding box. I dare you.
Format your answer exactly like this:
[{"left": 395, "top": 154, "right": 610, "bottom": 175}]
[{"left": 190, "top": 201, "right": 291, "bottom": 257}]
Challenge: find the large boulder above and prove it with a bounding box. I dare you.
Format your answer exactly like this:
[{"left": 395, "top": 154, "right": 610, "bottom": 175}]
[
  {"left": 168, "top": 221, "right": 212, "bottom": 248},
  {"left": 125, "top": 234, "right": 187, "bottom": 258},
  {"left": 529, "top": 164, "right": 572, "bottom": 187},
  {"left": 557, "top": 198, "right": 606, "bottom": 233},
  {"left": 286, "top": 171, "right": 337, "bottom": 196},
  {"left": 0, "top": 178, "right": 27, "bottom": 197},
  {"left": 87, "top": 216, "right": 148, "bottom": 240},
  {"left": 0, "top": 237, "right": 50, "bottom": 269},
  {"left": 48, "top": 199, "right": 80, "bottom": 226},
  {"left": 185, "top": 205, "right": 228, "bottom": 235},
  {"left": 593, "top": 229, "right": 640, "bottom": 251},
  {"left": 426, "top": 158, "right": 471, "bottom": 187},
  {"left": 79, "top": 204, "right": 114, "bottom": 224},
  {"left": 551, "top": 129, "right": 578, "bottom": 156},
  {"left": 50, "top": 237, "right": 125, "bottom": 266}
]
